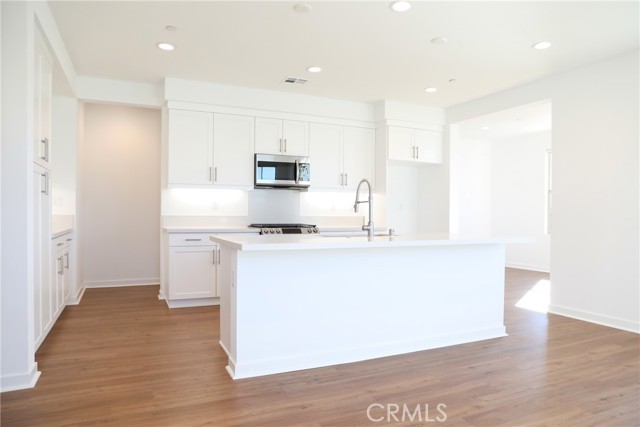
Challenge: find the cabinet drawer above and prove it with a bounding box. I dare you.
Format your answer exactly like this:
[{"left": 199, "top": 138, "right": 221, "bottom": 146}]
[{"left": 169, "top": 233, "right": 216, "bottom": 247}]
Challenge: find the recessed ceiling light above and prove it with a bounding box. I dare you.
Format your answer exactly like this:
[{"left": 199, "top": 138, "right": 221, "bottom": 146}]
[
  {"left": 165, "top": 25, "right": 177, "bottom": 32},
  {"left": 389, "top": 1, "right": 412, "bottom": 12},
  {"left": 430, "top": 37, "right": 448, "bottom": 45},
  {"left": 293, "top": 3, "right": 312, "bottom": 13},
  {"left": 424, "top": 87, "right": 438, "bottom": 93},
  {"left": 532, "top": 41, "right": 552, "bottom": 50},
  {"left": 306, "top": 66, "right": 322, "bottom": 73},
  {"left": 481, "top": 126, "right": 490, "bottom": 130},
  {"left": 157, "top": 42, "right": 175, "bottom": 51}
]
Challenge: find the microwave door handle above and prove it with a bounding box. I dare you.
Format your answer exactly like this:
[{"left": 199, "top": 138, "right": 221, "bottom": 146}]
[{"left": 294, "top": 159, "right": 299, "bottom": 184}]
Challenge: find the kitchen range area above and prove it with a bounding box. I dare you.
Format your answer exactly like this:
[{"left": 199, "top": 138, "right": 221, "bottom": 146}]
[{"left": 2, "top": 1, "right": 639, "bottom": 426}]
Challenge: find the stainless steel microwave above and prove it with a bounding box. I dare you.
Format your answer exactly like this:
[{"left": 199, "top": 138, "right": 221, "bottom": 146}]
[{"left": 254, "top": 153, "right": 310, "bottom": 189}]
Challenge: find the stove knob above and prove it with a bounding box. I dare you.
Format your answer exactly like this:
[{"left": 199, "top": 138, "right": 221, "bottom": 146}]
[
  {"left": 313, "top": 228, "right": 319, "bottom": 233},
  {"left": 276, "top": 229, "right": 282, "bottom": 234}
]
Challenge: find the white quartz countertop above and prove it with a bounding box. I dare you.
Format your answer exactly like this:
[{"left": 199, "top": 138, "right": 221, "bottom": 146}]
[
  {"left": 163, "top": 226, "right": 261, "bottom": 233},
  {"left": 210, "top": 233, "right": 533, "bottom": 251}
]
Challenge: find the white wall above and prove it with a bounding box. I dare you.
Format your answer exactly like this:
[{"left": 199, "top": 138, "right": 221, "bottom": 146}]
[
  {"left": 449, "top": 137, "right": 492, "bottom": 235},
  {"left": 51, "top": 96, "right": 77, "bottom": 215},
  {"left": 387, "top": 164, "right": 419, "bottom": 235},
  {"left": 491, "top": 131, "right": 551, "bottom": 271},
  {"left": 80, "top": 103, "right": 160, "bottom": 287},
  {"left": 447, "top": 50, "right": 639, "bottom": 333}
]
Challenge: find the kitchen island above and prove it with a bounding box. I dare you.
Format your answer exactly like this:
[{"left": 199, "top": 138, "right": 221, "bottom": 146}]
[{"left": 210, "top": 233, "right": 530, "bottom": 380}]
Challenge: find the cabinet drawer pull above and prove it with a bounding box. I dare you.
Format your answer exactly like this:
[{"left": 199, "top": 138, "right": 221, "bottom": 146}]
[
  {"left": 41, "top": 138, "right": 49, "bottom": 162},
  {"left": 57, "top": 242, "right": 64, "bottom": 247},
  {"left": 185, "top": 238, "right": 202, "bottom": 241}
]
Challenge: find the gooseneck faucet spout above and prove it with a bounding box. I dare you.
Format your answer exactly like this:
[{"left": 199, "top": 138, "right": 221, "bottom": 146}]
[{"left": 354, "top": 179, "right": 374, "bottom": 239}]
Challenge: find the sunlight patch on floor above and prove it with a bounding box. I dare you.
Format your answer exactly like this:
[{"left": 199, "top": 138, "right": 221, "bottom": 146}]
[{"left": 515, "top": 279, "right": 550, "bottom": 313}]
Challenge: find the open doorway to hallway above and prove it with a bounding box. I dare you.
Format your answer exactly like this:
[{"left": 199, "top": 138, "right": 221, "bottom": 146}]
[{"left": 449, "top": 100, "right": 552, "bottom": 310}]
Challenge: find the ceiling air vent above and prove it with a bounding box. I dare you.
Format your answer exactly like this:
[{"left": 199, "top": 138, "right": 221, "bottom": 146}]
[{"left": 282, "top": 76, "right": 309, "bottom": 85}]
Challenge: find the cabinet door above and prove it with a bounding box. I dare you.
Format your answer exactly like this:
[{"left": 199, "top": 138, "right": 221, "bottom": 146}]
[
  {"left": 213, "top": 113, "right": 254, "bottom": 186},
  {"left": 387, "top": 126, "right": 414, "bottom": 161},
  {"left": 33, "top": 164, "right": 51, "bottom": 347},
  {"left": 309, "top": 123, "right": 342, "bottom": 189},
  {"left": 168, "top": 110, "right": 214, "bottom": 185},
  {"left": 169, "top": 246, "right": 217, "bottom": 299},
  {"left": 414, "top": 129, "right": 443, "bottom": 164},
  {"left": 254, "top": 117, "right": 283, "bottom": 155},
  {"left": 63, "top": 245, "right": 72, "bottom": 302},
  {"left": 282, "top": 120, "right": 309, "bottom": 156},
  {"left": 34, "top": 33, "right": 53, "bottom": 168},
  {"left": 51, "top": 249, "right": 64, "bottom": 320},
  {"left": 343, "top": 127, "right": 375, "bottom": 190}
]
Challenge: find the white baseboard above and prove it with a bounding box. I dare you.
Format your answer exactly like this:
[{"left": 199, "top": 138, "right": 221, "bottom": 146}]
[
  {"left": 549, "top": 304, "right": 640, "bottom": 334},
  {"left": 1, "top": 362, "right": 41, "bottom": 392},
  {"left": 166, "top": 297, "right": 220, "bottom": 309},
  {"left": 506, "top": 262, "right": 550, "bottom": 273},
  {"left": 66, "top": 284, "right": 87, "bottom": 305},
  {"left": 84, "top": 278, "right": 160, "bottom": 288}
]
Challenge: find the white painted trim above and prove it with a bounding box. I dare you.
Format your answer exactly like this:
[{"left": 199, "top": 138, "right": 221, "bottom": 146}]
[
  {"left": 84, "top": 278, "right": 160, "bottom": 288},
  {"left": 505, "top": 263, "right": 550, "bottom": 273},
  {"left": 76, "top": 76, "right": 163, "bottom": 108},
  {"left": 548, "top": 304, "right": 640, "bottom": 334},
  {"left": 0, "top": 362, "right": 41, "bottom": 392},
  {"left": 166, "top": 100, "right": 375, "bottom": 129},
  {"left": 166, "top": 297, "right": 220, "bottom": 309},
  {"left": 66, "top": 283, "right": 86, "bottom": 305},
  {"left": 230, "top": 327, "right": 506, "bottom": 380},
  {"left": 378, "top": 118, "right": 444, "bottom": 133}
]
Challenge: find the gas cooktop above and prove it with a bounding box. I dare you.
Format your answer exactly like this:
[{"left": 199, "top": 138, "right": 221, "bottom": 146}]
[{"left": 249, "top": 223, "right": 319, "bottom": 235}]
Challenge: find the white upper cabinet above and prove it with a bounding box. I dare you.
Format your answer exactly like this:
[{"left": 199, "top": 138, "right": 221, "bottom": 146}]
[
  {"left": 309, "top": 123, "right": 342, "bottom": 188},
  {"left": 387, "top": 125, "right": 443, "bottom": 164},
  {"left": 213, "top": 113, "right": 254, "bottom": 186},
  {"left": 168, "top": 110, "right": 213, "bottom": 185},
  {"left": 255, "top": 117, "right": 309, "bottom": 156},
  {"left": 34, "top": 30, "right": 53, "bottom": 169},
  {"left": 342, "top": 126, "right": 375, "bottom": 190},
  {"left": 309, "top": 123, "right": 374, "bottom": 190},
  {"left": 168, "top": 110, "right": 254, "bottom": 186}
]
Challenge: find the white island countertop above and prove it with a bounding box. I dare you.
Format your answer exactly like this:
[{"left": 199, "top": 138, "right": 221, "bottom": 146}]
[{"left": 210, "top": 232, "right": 533, "bottom": 251}]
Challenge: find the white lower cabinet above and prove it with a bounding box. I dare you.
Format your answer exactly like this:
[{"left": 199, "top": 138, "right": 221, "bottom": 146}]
[
  {"left": 36, "top": 233, "right": 73, "bottom": 349},
  {"left": 167, "top": 233, "right": 219, "bottom": 302}
]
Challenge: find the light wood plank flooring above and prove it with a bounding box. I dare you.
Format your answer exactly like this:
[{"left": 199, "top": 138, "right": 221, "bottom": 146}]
[{"left": 2, "top": 269, "right": 638, "bottom": 426}]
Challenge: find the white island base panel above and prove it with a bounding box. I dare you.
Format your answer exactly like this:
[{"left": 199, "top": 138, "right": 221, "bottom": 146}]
[{"left": 216, "top": 238, "right": 508, "bottom": 380}]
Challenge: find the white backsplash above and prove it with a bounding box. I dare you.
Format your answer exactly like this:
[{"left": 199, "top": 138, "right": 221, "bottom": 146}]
[{"left": 162, "top": 187, "right": 366, "bottom": 227}]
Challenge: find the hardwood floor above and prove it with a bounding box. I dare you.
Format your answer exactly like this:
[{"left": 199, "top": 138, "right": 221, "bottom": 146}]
[{"left": 2, "top": 269, "right": 638, "bottom": 426}]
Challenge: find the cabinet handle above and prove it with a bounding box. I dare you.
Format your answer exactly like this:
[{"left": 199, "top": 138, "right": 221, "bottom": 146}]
[
  {"left": 58, "top": 256, "right": 64, "bottom": 275},
  {"left": 344, "top": 173, "right": 348, "bottom": 187},
  {"left": 416, "top": 146, "right": 420, "bottom": 159},
  {"left": 214, "top": 167, "right": 218, "bottom": 182},
  {"left": 217, "top": 248, "right": 221, "bottom": 264},
  {"left": 279, "top": 138, "right": 283, "bottom": 153},
  {"left": 185, "top": 238, "right": 202, "bottom": 242},
  {"left": 213, "top": 249, "right": 216, "bottom": 265},
  {"left": 412, "top": 146, "right": 416, "bottom": 158},
  {"left": 284, "top": 138, "right": 287, "bottom": 153},
  {"left": 209, "top": 166, "right": 213, "bottom": 182},
  {"left": 40, "top": 171, "right": 49, "bottom": 195},
  {"left": 41, "top": 138, "right": 49, "bottom": 162},
  {"left": 67, "top": 238, "right": 73, "bottom": 242},
  {"left": 64, "top": 253, "right": 69, "bottom": 269}
]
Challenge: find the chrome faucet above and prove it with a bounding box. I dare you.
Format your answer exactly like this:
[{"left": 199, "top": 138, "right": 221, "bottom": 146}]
[{"left": 354, "top": 179, "right": 374, "bottom": 239}]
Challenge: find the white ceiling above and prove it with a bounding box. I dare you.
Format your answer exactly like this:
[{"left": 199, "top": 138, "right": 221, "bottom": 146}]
[
  {"left": 49, "top": 1, "right": 639, "bottom": 109},
  {"left": 457, "top": 100, "right": 551, "bottom": 141}
]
